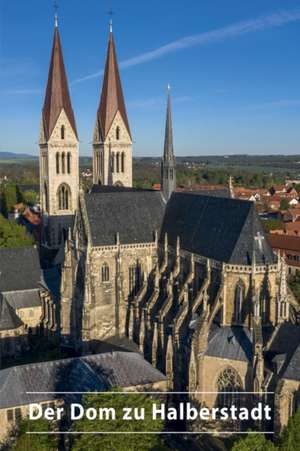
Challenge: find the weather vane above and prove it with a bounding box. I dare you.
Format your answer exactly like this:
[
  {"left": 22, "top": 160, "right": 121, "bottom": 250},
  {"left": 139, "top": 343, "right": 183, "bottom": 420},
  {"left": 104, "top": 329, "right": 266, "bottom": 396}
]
[
  {"left": 108, "top": 8, "right": 115, "bottom": 32},
  {"left": 54, "top": 0, "right": 59, "bottom": 27}
]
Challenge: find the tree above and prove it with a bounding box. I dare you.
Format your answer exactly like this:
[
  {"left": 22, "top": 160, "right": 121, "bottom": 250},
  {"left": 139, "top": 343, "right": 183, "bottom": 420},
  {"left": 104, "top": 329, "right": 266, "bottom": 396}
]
[
  {"left": 262, "top": 219, "right": 284, "bottom": 233},
  {"left": 9, "top": 419, "right": 58, "bottom": 451},
  {"left": 0, "top": 184, "right": 17, "bottom": 215},
  {"left": 231, "top": 433, "right": 277, "bottom": 451},
  {"left": 22, "top": 190, "right": 37, "bottom": 206},
  {"left": 279, "top": 407, "right": 300, "bottom": 450},
  {"left": 72, "top": 390, "right": 167, "bottom": 451},
  {"left": 0, "top": 214, "right": 34, "bottom": 248},
  {"left": 280, "top": 199, "right": 290, "bottom": 211}
]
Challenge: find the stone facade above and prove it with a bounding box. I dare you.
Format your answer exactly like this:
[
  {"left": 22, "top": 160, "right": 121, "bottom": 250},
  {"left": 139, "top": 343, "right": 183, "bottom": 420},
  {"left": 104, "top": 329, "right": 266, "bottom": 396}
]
[
  {"left": 93, "top": 111, "right": 132, "bottom": 187},
  {"left": 40, "top": 110, "right": 79, "bottom": 246}
]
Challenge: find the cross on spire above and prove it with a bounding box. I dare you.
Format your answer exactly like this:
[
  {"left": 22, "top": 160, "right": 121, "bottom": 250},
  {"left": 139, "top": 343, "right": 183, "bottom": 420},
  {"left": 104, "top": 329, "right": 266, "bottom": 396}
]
[
  {"left": 54, "top": 0, "right": 58, "bottom": 27},
  {"left": 255, "top": 232, "right": 265, "bottom": 251},
  {"left": 108, "top": 9, "right": 114, "bottom": 33}
]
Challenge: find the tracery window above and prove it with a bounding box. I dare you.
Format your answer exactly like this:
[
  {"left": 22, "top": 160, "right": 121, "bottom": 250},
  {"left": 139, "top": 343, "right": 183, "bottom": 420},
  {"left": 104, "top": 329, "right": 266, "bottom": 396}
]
[
  {"left": 102, "top": 263, "right": 110, "bottom": 282},
  {"left": 234, "top": 281, "right": 244, "bottom": 323},
  {"left": 116, "top": 153, "right": 120, "bottom": 173},
  {"left": 216, "top": 367, "right": 242, "bottom": 408},
  {"left": 57, "top": 184, "right": 71, "bottom": 210},
  {"left": 129, "top": 262, "right": 142, "bottom": 297}
]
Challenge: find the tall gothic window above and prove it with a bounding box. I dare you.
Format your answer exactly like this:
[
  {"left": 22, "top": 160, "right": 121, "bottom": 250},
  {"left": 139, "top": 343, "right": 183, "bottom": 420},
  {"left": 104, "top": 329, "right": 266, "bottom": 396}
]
[
  {"left": 234, "top": 281, "right": 245, "bottom": 323},
  {"left": 56, "top": 152, "right": 60, "bottom": 174},
  {"left": 116, "top": 126, "right": 120, "bottom": 140},
  {"left": 67, "top": 152, "right": 71, "bottom": 174},
  {"left": 216, "top": 367, "right": 242, "bottom": 409},
  {"left": 57, "top": 184, "right": 71, "bottom": 210},
  {"left": 129, "top": 262, "right": 142, "bottom": 297},
  {"left": 111, "top": 153, "right": 115, "bottom": 173},
  {"left": 116, "top": 153, "right": 120, "bottom": 173},
  {"left": 61, "top": 153, "right": 65, "bottom": 174},
  {"left": 121, "top": 152, "right": 125, "bottom": 173},
  {"left": 61, "top": 125, "right": 65, "bottom": 140},
  {"left": 102, "top": 263, "right": 109, "bottom": 282}
]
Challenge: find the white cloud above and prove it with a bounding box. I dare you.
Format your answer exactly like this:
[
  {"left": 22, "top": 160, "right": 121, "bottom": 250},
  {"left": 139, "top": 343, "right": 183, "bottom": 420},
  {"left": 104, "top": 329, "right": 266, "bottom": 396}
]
[{"left": 72, "top": 9, "right": 300, "bottom": 85}]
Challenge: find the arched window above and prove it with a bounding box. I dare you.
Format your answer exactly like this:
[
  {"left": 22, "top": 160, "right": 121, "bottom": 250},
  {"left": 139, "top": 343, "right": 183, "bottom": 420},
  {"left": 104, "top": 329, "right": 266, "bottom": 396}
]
[
  {"left": 116, "top": 126, "right": 120, "bottom": 140},
  {"left": 61, "top": 153, "right": 65, "bottom": 174},
  {"left": 57, "top": 184, "right": 71, "bottom": 210},
  {"left": 61, "top": 125, "right": 65, "bottom": 140},
  {"left": 116, "top": 153, "right": 120, "bottom": 173},
  {"left": 121, "top": 152, "right": 125, "bottom": 173},
  {"left": 102, "top": 263, "right": 109, "bottom": 282},
  {"left": 216, "top": 367, "right": 242, "bottom": 409},
  {"left": 56, "top": 152, "right": 60, "bottom": 174},
  {"left": 111, "top": 153, "right": 115, "bottom": 173},
  {"left": 67, "top": 152, "right": 71, "bottom": 174},
  {"left": 234, "top": 281, "right": 244, "bottom": 323}
]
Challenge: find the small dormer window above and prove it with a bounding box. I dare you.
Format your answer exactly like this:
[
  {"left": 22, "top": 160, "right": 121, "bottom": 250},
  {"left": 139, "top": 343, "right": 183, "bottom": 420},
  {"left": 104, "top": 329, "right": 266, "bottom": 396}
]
[
  {"left": 116, "top": 126, "right": 120, "bottom": 140},
  {"left": 61, "top": 125, "right": 65, "bottom": 140}
]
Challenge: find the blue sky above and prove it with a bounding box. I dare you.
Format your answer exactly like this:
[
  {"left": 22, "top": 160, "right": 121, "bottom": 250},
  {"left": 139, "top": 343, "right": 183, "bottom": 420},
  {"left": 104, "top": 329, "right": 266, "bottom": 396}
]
[{"left": 0, "top": 0, "right": 300, "bottom": 156}]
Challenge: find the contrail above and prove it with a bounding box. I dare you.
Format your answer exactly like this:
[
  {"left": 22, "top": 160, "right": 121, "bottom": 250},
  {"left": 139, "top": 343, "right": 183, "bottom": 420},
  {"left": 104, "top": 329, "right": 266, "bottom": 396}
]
[{"left": 72, "top": 9, "right": 300, "bottom": 85}]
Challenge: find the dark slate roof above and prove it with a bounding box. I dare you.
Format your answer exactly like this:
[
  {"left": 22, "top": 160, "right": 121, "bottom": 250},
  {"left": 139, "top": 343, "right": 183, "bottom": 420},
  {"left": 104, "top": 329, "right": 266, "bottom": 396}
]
[
  {"left": 4, "top": 289, "right": 41, "bottom": 310},
  {"left": 0, "top": 293, "right": 23, "bottom": 331},
  {"left": 0, "top": 247, "right": 41, "bottom": 292},
  {"left": 193, "top": 188, "right": 230, "bottom": 198},
  {"left": 205, "top": 325, "right": 253, "bottom": 362},
  {"left": 84, "top": 188, "right": 165, "bottom": 246},
  {"left": 0, "top": 352, "right": 166, "bottom": 409},
  {"left": 160, "top": 192, "right": 275, "bottom": 265},
  {"left": 283, "top": 343, "right": 300, "bottom": 381},
  {"left": 267, "top": 323, "right": 300, "bottom": 356}
]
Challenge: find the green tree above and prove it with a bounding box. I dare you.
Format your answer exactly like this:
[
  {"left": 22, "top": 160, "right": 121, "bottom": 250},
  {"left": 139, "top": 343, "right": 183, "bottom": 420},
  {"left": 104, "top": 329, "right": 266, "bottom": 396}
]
[
  {"left": 0, "top": 214, "right": 34, "bottom": 248},
  {"left": 262, "top": 219, "right": 284, "bottom": 233},
  {"left": 231, "top": 433, "right": 277, "bottom": 451},
  {"left": 279, "top": 407, "right": 300, "bottom": 450},
  {"left": 280, "top": 199, "right": 290, "bottom": 211},
  {"left": 72, "top": 390, "right": 167, "bottom": 451},
  {"left": 22, "top": 190, "right": 37, "bottom": 205},
  {"left": 9, "top": 419, "right": 58, "bottom": 451},
  {"left": 1, "top": 184, "right": 17, "bottom": 215}
]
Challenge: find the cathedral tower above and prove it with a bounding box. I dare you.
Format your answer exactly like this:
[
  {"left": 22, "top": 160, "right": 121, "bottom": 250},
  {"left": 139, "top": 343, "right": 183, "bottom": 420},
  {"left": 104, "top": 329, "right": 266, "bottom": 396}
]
[
  {"left": 39, "top": 15, "right": 79, "bottom": 246},
  {"left": 93, "top": 21, "right": 132, "bottom": 187},
  {"left": 161, "top": 86, "right": 176, "bottom": 202}
]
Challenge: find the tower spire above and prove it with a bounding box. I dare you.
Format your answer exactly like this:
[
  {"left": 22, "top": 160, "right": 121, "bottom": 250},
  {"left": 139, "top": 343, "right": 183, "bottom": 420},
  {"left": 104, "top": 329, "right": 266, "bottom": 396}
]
[
  {"left": 42, "top": 23, "right": 77, "bottom": 140},
  {"left": 161, "top": 85, "right": 176, "bottom": 201}
]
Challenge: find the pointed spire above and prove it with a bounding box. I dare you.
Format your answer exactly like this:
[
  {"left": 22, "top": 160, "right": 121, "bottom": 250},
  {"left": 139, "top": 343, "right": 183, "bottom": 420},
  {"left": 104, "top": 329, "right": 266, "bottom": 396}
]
[
  {"left": 42, "top": 23, "right": 77, "bottom": 141},
  {"left": 96, "top": 26, "right": 131, "bottom": 141},
  {"left": 163, "top": 85, "right": 174, "bottom": 160}
]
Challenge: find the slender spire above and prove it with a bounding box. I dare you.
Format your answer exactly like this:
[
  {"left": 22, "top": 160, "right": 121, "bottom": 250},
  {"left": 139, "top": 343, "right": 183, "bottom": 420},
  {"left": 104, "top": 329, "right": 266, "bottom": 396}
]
[
  {"left": 42, "top": 23, "right": 77, "bottom": 140},
  {"left": 163, "top": 85, "right": 174, "bottom": 160},
  {"left": 161, "top": 85, "right": 176, "bottom": 201},
  {"left": 96, "top": 25, "right": 131, "bottom": 141}
]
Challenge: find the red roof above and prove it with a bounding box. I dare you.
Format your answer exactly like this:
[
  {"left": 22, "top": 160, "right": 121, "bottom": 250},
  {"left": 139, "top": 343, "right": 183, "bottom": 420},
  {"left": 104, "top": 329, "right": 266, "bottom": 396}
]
[
  {"left": 96, "top": 31, "right": 131, "bottom": 140},
  {"left": 268, "top": 233, "right": 300, "bottom": 252},
  {"left": 42, "top": 26, "right": 78, "bottom": 140}
]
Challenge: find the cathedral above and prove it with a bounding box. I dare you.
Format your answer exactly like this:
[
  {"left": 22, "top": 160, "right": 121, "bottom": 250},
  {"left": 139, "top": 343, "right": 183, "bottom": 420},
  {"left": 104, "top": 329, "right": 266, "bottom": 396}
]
[{"left": 39, "top": 17, "right": 300, "bottom": 433}]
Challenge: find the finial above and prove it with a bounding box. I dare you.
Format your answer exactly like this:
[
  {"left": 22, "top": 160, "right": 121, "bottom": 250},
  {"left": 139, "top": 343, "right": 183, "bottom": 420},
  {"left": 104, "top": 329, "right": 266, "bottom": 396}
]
[
  {"left": 167, "top": 83, "right": 171, "bottom": 92},
  {"left": 109, "top": 18, "right": 113, "bottom": 33},
  {"left": 54, "top": 1, "right": 58, "bottom": 27},
  {"left": 108, "top": 9, "right": 114, "bottom": 33}
]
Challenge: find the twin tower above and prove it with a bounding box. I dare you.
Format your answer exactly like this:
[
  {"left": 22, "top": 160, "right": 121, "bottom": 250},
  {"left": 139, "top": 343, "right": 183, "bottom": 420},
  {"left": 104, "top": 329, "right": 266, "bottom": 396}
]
[{"left": 39, "top": 18, "right": 176, "bottom": 246}]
